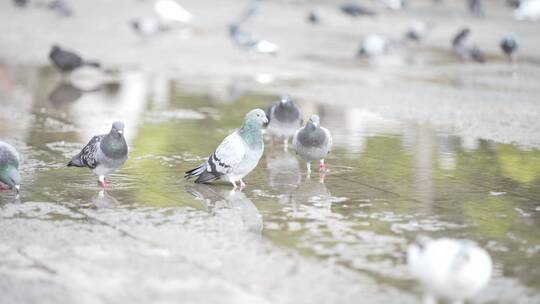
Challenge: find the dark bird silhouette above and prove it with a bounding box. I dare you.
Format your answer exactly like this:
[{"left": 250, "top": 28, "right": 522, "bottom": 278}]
[
  {"left": 308, "top": 9, "right": 321, "bottom": 24},
  {"left": 468, "top": 0, "right": 484, "bottom": 17},
  {"left": 451, "top": 28, "right": 485, "bottom": 63},
  {"left": 49, "top": 45, "right": 100, "bottom": 73},
  {"left": 340, "top": 3, "right": 376, "bottom": 17},
  {"left": 500, "top": 34, "right": 519, "bottom": 61}
]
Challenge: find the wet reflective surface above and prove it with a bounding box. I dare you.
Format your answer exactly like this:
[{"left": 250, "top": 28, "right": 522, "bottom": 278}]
[{"left": 1, "top": 65, "right": 540, "bottom": 303}]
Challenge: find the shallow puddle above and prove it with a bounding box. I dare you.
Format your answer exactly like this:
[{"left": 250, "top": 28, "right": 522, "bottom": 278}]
[{"left": 1, "top": 65, "right": 539, "bottom": 303}]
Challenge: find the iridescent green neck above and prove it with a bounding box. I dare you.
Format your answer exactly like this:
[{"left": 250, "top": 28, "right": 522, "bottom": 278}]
[{"left": 240, "top": 119, "right": 263, "bottom": 149}]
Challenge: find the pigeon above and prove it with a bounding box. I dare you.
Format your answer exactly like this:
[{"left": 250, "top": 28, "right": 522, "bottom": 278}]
[
  {"left": 185, "top": 109, "right": 268, "bottom": 189},
  {"left": 13, "top": 0, "right": 28, "bottom": 8},
  {"left": 380, "top": 0, "right": 406, "bottom": 10},
  {"left": 67, "top": 122, "right": 128, "bottom": 187},
  {"left": 468, "top": 0, "right": 484, "bottom": 17},
  {"left": 131, "top": 18, "right": 168, "bottom": 37},
  {"left": 407, "top": 237, "right": 492, "bottom": 304},
  {"left": 507, "top": 0, "right": 521, "bottom": 8},
  {"left": 49, "top": 45, "right": 100, "bottom": 73},
  {"left": 357, "top": 34, "right": 390, "bottom": 57},
  {"left": 308, "top": 8, "right": 322, "bottom": 24},
  {"left": 500, "top": 34, "right": 519, "bottom": 61},
  {"left": 47, "top": 0, "right": 73, "bottom": 17},
  {"left": 0, "top": 141, "right": 21, "bottom": 194},
  {"left": 266, "top": 95, "right": 302, "bottom": 149},
  {"left": 228, "top": 23, "right": 278, "bottom": 55},
  {"left": 154, "top": 0, "right": 193, "bottom": 24},
  {"left": 292, "top": 114, "right": 332, "bottom": 174},
  {"left": 514, "top": 0, "right": 540, "bottom": 21},
  {"left": 451, "top": 28, "right": 485, "bottom": 63},
  {"left": 405, "top": 21, "right": 429, "bottom": 42},
  {"left": 340, "top": 3, "right": 376, "bottom": 17}
]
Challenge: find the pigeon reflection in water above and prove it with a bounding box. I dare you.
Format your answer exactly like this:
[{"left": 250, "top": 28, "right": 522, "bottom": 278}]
[
  {"left": 186, "top": 184, "right": 263, "bottom": 235},
  {"left": 265, "top": 147, "right": 301, "bottom": 202}
]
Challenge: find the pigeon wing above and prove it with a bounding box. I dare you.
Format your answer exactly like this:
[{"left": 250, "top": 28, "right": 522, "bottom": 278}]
[
  {"left": 78, "top": 135, "right": 104, "bottom": 169},
  {"left": 207, "top": 131, "right": 246, "bottom": 176}
]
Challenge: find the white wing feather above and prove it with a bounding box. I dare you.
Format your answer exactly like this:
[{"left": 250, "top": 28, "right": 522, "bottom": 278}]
[{"left": 210, "top": 131, "right": 246, "bottom": 175}]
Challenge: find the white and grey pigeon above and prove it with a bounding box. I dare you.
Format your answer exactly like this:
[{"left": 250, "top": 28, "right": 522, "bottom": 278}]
[
  {"left": 185, "top": 109, "right": 268, "bottom": 189},
  {"left": 292, "top": 114, "right": 332, "bottom": 174},
  {"left": 357, "top": 34, "right": 390, "bottom": 57},
  {"left": 154, "top": 0, "right": 193, "bottom": 24},
  {"left": 514, "top": 0, "right": 540, "bottom": 21},
  {"left": 266, "top": 95, "right": 302, "bottom": 149},
  {"left": 228, "top": 23, "right": 279, "bottom": 55},
  {"left": 67, "top": 122, "right": 128, "bottom": 187},
  {"left": 407, "top": 237, "right": 493, "bottom": 304},
  {"left": 0, "top": 141, "right": 21, "bottom": 193}
]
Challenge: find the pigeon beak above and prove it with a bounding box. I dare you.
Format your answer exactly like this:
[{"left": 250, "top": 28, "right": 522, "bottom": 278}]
[
  {"left": 263, "top": 116, "right": 269, "bottom": 124},
  {"left": 118, "top": 130, "right": 123, "bottom": 135},
  {"left": 14, "top": 185, "right": 20, "bottom": 194}
]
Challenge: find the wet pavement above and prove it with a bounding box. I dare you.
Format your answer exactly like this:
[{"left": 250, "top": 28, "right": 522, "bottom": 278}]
[{"left": 1, "top": 0, "right": 540, "bottom": 303}]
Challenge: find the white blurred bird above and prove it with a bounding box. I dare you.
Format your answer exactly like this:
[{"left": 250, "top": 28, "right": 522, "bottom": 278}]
[
  {"left": 514, "top": 0, "right": 540, "bottom": 21},
  {"left": 357, "top": 34, "right": 390, "bottom": 57},
  {"left": 407, "top": 237, "right": 493, "bottom": 304},
  {"left": 154, "top": 0, "right": 193, "bottom": 24}
]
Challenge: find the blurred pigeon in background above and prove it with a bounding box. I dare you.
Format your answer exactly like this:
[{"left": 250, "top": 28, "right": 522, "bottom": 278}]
[
  {"left": 380, "top": 0, "right": 406, "bottom": 10},
  {"left": 131, "top": 17, "right": 168, "bottom": 37},
  {"left": 293, "top": 114, "right": 332, "bottom": 174},
  {"left": 468, "top": 0, "right": 484, "bottom": 17},
  {"left": 13, "top": 0, "right": 28, "bottom": 8},
  {"left": 266, "top": 95, "right": 302, "bottom": 149},
  {"left": 500, "top": 34, "right": 519, "bottom": 61},
  {"left": 404, "top": 21, "right": 430, "bottom": 42},
  {"left": 185, "top": 109, "right": 268, "bottom": 189},
  {"left": 308, "top": 8, "right": 322, "bottom": 24},
  {"left": 357, "top": 34, "right": 390, "bottom": 57},
  {"left": 49, "top": 45, "right": 100, "bottom": 73},
  {"left": 67, "top": 122, "right": 128, "bottom": 188},
  {"left": 451, "top": 28, "right": 485, "bottom": 63},
  {"left": 228, "top": 24, "right": 278, "bottom": 55},
  {"left": 340, "top": 2, "right": 376, "bottom": 17},
  {"left": 154, "top": 0, "right": 192, "bottom": 24},
  {"left": 0, "top": 141, "right": 21, "bottom": 194},
  {"left": 47, "top": 0, "right": 72, "bottom": 17},
  {"left": 513, "top": 0, "right": 540, "bottom": 20},
  {"left": 407, "top": 237, "right": 492, "bottom": 304}
]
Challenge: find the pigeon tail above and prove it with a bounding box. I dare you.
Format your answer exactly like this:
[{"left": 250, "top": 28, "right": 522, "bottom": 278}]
[
  {"left": 185, "top": 163, "right": 219, "bottom": 184},
  {"left": 67, "top": 155, "right": 84, "bottom": 167}
]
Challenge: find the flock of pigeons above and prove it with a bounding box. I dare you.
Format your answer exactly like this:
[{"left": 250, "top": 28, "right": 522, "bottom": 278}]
[{"left": 6, "top": 0, "right": 537, "bottom": 303}]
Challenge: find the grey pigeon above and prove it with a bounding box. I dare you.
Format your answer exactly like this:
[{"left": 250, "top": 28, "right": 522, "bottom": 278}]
[
  {"left": 500, "top": 34, "right": 519, "bottom": 61},
  {"left": 308, "top": 8, "right": 322, "bottom": 24},
  {"left": 266, "top": 95, "right": 302, "bottom": 149},
  {"left": 451, "top": 28, "right": 485, "bottom": 63},
  {"left": 468, "top": 0, "right": 484, "bottom": 17},
  {"left": 292, "top": 114, "right": 332, "bottom": 174},
  {"left": 185, "top": 109, "right": 268, "bottom": 189},
  {"left": 49, "top": 45, "right": 100, "bottom": 73},
  {"left": 67, "top": 122, "right": 128, "bottom": 187},
  {"left": 0, "top": 141, "right": 21, "bottom": 193},
  {"left": 340, "top": 3, "right": 376, "bottom": 17},
  {"left": 131, "top": 18, "right": 168, "bottom": 37},
  {"left": 228, "top": 23, "right": 278, "bottom": 55}
]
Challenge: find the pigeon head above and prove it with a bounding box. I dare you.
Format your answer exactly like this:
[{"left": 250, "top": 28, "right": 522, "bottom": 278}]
[
  {"left": 51, "top": 44, "right": 62, "bottom": 54},
  {"left": 279, "top": 95, "right": 293, "bottom": 108},
  {"left": 244, "top": 109, "right": 268, "bottom": 125},
  {"left": 307, "top": 114, "right": 320, "bottom": 129},
  {"left": 110, "top": 121, "right": 125, "bottom": 138},
  {"left": 0, "top": 166, "right": 21, "bottom": 193}
]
